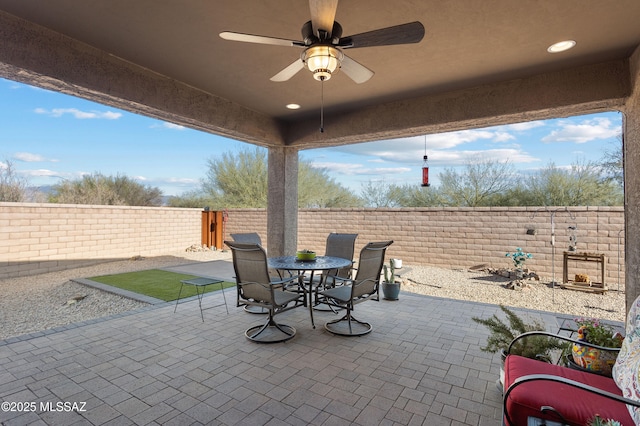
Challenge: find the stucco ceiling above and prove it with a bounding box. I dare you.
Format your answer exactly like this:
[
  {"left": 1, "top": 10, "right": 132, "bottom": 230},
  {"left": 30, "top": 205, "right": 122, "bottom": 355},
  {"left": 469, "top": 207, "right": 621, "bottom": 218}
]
[{"left": 0, "top": 1, "right": 639, "bottom": 148}]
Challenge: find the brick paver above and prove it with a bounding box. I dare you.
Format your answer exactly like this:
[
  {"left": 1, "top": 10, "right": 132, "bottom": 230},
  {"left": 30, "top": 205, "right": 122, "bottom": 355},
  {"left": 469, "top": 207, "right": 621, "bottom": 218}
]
[{"left": 0, "top": 289, "right": 562, "bottom": 425}]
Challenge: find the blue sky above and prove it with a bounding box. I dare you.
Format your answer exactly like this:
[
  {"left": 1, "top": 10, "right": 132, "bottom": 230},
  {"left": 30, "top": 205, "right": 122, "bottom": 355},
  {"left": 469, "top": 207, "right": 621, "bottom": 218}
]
[{"left": 0, "top": 77, "right": 622, "bottom": 196}]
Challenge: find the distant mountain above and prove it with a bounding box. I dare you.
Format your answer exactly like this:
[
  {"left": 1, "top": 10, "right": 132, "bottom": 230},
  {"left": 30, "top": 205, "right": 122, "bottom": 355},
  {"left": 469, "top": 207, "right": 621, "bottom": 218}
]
[{"left": 33, "top": 185, "right": 54, "bottom": 194}]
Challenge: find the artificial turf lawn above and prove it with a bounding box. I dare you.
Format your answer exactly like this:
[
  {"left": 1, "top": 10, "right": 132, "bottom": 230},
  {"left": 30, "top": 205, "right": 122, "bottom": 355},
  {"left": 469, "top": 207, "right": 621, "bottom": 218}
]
[{"left": 89, "top": 269, "right": 235, "bottom": 302}]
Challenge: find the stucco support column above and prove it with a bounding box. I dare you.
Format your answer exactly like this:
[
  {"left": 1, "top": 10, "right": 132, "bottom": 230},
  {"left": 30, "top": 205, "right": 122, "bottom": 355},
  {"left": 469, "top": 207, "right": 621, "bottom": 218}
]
[
  {"left": 624, "top": 46, "right": 640, "bottom": 314},
  {"left": 267, "top": 147, "right": 298, "bottom": 256}
]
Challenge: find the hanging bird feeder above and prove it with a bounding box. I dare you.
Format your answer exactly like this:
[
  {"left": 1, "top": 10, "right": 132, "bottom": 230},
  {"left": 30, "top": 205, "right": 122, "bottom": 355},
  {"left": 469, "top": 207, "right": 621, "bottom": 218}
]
[
  {"left": 421, "top": 155, "right": 430, "bottom": 187},
  {"left": 421, "top": 136, "right": 430, "bottom": 187}
]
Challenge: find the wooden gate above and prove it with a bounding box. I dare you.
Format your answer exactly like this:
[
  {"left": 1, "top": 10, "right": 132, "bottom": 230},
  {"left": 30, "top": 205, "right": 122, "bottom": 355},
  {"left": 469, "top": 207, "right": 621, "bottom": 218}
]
[{"left": 201, "top": 210, "right": 224, "bottom": 249}]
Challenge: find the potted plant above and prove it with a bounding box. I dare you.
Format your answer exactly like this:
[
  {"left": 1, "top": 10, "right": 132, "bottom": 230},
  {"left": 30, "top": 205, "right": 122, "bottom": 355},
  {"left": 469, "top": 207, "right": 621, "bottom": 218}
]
[
  {"left": 588, "top": 415, "right": 622, "bottom": 426},
  {"left": 296, "top": 249, "right": 316, "bottom": 261},
  {"left": 505, "top": 247, "right": 533, "bottom": 278},
  {"left": 473, "top": 305, "right": 566, "bottom": 389},
  {"left": 569, "top": 317, "right": 624, "bottom": 377},
  {"left": 381, "top": 260, "right": 401, "bottom": 300}
]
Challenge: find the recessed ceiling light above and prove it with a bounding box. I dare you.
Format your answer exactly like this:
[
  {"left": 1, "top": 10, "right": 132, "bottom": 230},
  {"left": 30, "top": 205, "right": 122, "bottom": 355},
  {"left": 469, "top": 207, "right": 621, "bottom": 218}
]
[
  {"left": 286, "top": 103, "right": 301, "bottom": 110},
  {"left": 547, "top": 40, "right": 576, "bottom": 53}
]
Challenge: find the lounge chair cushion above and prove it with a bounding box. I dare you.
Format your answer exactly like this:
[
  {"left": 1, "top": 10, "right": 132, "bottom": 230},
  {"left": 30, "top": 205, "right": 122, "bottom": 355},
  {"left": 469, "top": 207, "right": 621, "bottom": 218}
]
[{"left": 504, "top": 355, "right": 633, "bottom": 425}]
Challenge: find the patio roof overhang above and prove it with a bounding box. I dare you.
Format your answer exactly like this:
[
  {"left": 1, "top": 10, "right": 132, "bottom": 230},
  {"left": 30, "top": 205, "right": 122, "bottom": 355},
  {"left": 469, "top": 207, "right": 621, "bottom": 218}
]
[
  {"left": 0, "top": 1, "right": 638, "bottom": 148},
  {"left": 1, "top": 1, "right": 640, "bottom": 310}
]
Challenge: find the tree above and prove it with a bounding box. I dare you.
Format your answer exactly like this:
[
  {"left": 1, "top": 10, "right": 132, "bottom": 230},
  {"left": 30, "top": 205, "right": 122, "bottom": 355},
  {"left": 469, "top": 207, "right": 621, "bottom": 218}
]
[
  {"left": 167, "top": 190, "right": 214, "bottom": 208},
  {"left": 392, "top": 184, "right": 444, "bottom": 207},
  {"left": 197, "top": 147, "right": 361, "bottom": 208},
  {"left": 360, "top": 180, "right": 402, "bottom": 207},
  {"left": 438, "top": 157, "right": 515, "bottom": 207},
  {"left": 521, "top": 160, "right": 622, "bottom": 206},
  {"left": 0, "top": 159, "right": 30, "bottom": 202},
  {"left": 50, "top": 173, "right": 163, "bottom": 206},
  {"left": 201, "top": 148, "right": 267, "bottom": 208},
  {"left": 599, "top": 136, "right": 623, "bottom": 188},
  {"left": 298, "top": 161, "right": 363, "bottom": 207}
]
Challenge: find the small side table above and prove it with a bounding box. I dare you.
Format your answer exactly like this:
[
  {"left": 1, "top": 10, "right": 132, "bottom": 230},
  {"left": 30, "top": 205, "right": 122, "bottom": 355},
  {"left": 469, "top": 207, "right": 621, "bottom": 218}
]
[
  {"left": 174, "top": 277, "right": 228, "bottom": 322},
  {"left": 561, "top": 251, "right": 607, "bottom": 293}
]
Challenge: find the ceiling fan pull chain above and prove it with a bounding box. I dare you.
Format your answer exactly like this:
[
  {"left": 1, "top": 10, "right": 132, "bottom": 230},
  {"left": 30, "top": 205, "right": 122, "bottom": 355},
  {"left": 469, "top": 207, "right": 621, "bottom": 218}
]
[{"left": 320, "top": 79, "right": 325, "bottom": 133}]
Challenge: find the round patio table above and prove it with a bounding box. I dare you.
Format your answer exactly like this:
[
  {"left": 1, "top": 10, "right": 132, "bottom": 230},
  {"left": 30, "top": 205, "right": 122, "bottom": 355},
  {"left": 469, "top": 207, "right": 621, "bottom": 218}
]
[{"left": 268, "top": 255, "right": 352, "bottom": 328}]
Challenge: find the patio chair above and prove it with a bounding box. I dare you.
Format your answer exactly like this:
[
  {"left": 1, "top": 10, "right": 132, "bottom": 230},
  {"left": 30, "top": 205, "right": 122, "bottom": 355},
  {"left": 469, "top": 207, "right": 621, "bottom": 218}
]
[
  {"left": 311, "top": 233, "right": 358, "bottom": 307},
  {"left": 320, "top": 240, "right": 393, "bottom": 336},
  {"left": 230, "top": 232, "right": 262, "bottom": 245},
  {"left": 225, "top": 240, "right": 306, "bottom": 343},
  {"left": 230, "top": 232, "right": 271, "bottom": 313}
]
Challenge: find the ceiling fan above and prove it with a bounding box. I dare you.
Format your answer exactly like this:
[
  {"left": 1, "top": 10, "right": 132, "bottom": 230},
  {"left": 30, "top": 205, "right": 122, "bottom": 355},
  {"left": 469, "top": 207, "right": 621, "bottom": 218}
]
[{"left": 219, "top": 0, "right": 425, "bottom": 84}]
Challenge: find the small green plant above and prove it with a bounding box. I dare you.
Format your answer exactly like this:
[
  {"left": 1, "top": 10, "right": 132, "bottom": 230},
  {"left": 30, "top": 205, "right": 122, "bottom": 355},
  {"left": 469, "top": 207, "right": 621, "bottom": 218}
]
[
  {"left": 588, "top": 415, "right": 622, "bottom": 426},
  {"left": 383, "top": 261, "right": 395, "bottom": 283},
  {"left": 472, "top": 305, "right": 565, "bottom": 359},
  {"left": 574, "top": 317, "right": 624, "bottom": 348},
  {"left": 505, "top": 247, "right": 533, "bottom": 269}
]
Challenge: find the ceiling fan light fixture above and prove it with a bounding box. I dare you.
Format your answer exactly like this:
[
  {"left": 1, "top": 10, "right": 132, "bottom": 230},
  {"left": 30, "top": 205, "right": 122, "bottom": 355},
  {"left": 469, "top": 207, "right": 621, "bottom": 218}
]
[
  {"left": 547, "top": 40, "right": 576, "bottom": 53},
  {"left": 302, "top": 45, "right": 343, "bottom": 81}
]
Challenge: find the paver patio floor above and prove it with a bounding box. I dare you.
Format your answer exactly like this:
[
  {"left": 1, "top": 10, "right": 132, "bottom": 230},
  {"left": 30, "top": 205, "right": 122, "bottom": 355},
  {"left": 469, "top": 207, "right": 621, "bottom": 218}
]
[{"left": 1, "top": 263, "right": 567, "bottom": 425}]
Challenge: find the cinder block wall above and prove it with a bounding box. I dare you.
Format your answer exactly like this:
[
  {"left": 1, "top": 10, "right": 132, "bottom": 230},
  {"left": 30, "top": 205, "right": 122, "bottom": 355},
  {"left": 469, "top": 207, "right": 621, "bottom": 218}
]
[
  {"left": 2, "top": 203, "right": 625, "bottom": 286},
  {"left": 225, "top": 206, "right": 625, "bottom": 285},
  {"left": 1, "top": 202, "right": 201, "bottom": 278}
]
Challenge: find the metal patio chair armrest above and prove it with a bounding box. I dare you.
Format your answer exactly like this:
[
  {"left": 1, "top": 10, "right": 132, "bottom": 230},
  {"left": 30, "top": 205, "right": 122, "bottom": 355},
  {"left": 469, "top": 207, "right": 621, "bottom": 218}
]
[
  {"left": 270, "top": 274, "right": 303, "bottom": 289},
  {"left": 327, "top": 275, "right": 354, "bottom": 286}
]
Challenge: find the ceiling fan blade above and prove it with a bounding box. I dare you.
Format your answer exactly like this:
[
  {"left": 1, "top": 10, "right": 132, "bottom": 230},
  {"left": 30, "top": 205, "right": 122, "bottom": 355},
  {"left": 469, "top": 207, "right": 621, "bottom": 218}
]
[
  {"left": 220, "top": 31, "right": 304, "bottom": 47},
  {"left": 309, "top": 0, "right": 338, "bottom": 37},
  {"left": 270, "top": 59, "right": 305, "bottom": 82},
  {"left": 340, "top": 55, "right": 374, "bottom": 84},
  {"left": 338, "top": 21, "right": 425, "bottom": 49}
]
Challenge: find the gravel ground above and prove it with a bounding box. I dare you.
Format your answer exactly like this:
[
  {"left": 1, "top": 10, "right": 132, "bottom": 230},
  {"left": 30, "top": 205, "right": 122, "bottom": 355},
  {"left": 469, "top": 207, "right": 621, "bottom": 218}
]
[
  {"left": 0, "top": 249, "right": 626, "bottom": 341},
  {"left": 402, "top": 266, "right": 625, "bottom": 323}
]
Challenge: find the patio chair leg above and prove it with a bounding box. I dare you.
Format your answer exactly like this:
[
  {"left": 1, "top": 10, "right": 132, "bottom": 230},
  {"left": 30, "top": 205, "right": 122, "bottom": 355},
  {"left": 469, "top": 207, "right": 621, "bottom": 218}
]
[
  {"left": 245, "top": 315, "right": 297, "bottom": 343},
  {"left": 324, "top": 310, "right": 372, "bottom": 336}
]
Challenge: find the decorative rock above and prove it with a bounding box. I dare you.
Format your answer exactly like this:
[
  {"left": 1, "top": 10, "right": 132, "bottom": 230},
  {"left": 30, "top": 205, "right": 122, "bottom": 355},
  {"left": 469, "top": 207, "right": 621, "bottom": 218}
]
[
  {"left": 185, "top": 244, "right": 216, "bottom": 252},
  {"left": 64, "top": 294, "right": 87, "bottom": 306},
  {"left": 505, "top": 280, "right": 531, "bottom": 291}
]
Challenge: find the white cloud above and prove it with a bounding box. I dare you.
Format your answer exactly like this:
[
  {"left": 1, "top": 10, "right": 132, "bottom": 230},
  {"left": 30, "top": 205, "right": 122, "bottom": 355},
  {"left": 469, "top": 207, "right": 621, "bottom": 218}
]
[
  {"left": 428, "top": 149, "right": 538, "bottom": 166},
  {"left": 163, "top": 122, "right": 185, "bottom": 130},
  {"left": 34, "top": 107, "right": 122, "bottom": 120},
  {"left": 332, "top": 128, "right": 523, "bottom": 162},
  {"left": 165, "top": 177, "right": 199, "bottom": 184},
  {"left": 493, "top": 132, "right": 516, "bottom": 142},
  {"left": 502, "top": 121, "right": 546, "bottom": 131},
  {"left": 425, "top": 129, "right": 497, "bottom": 149},
  {"left": 311, "top": 162, "right": 366, "bottom": 175},
  {"left": 149, "top": 122, "right": 186, "bottom": 130},
  {"left": 134, "top": 176, "right": 200, "bottom": 188},
  {"left": 20, "top": 169, "right": 65, "bottom": 178},
  {"left": 542, "top": 117, "right": 621, "bottom": 144},
  {"left": 13, "top": 152, "right": 58, "bottom": 162},
  {"left": 311, "top": 161, "right": 411, "bottom": 177}
]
